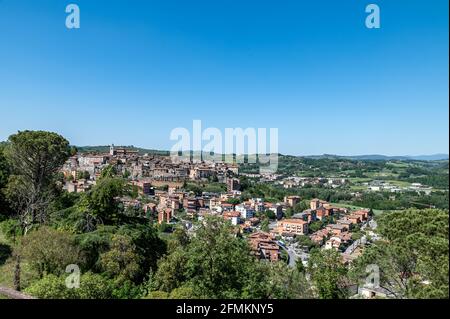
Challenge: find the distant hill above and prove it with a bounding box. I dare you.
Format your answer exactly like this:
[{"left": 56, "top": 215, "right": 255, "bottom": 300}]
[
  {"left": 303, "top": 154, "right": 449, "bottom": 161},
  {"left": 406, "top": 154, "right": 449, "bottom": 161},
  {"left": 73, "top": 146, "right": 448, "bottom": 161}
]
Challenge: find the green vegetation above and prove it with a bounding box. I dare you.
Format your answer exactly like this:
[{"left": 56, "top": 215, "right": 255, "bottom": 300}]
[
  {"left": 350, "top": 209, "right": 449, "bottom": 298},
  {"left": 0, "top": 131, "right": 448, "bottom": 300},
  {"left": 238, "top": 156, "right": 448, "bottom": 212},
  {"left": 183, "top": 182, "right": 226, "bottom": 196},
  {"left": 241, "top": 155, "right": 448, "bottom": 189},
  {"left": 308, "top": 249, "right": 349, "bottom": 299},
  {"left": 148, "top": 217, "right": 311, "bottom": 299}
]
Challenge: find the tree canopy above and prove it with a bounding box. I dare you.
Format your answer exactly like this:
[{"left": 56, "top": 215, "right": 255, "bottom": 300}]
[
  {"left": 351, "top": 209, "right": 449, "bottom": 298},
  {"left": 4, "top": 131, "right": 71, "bottom": 233}
]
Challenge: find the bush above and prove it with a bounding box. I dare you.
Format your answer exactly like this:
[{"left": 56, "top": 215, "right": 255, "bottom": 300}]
[
  {"left": 25, "top": 274, "right": 76, "bottom": 299},
  {"left": 25, "top": 272, "right": 114, "bottom": 299},
  {"left": 169, "top": 286, "right": 195, "bottom": 299},
  {"left": 145, "top": 291, "right": 169, "bottom": 299},
  {"left": 20, "top": 226, "right": 81, "bottom": 277},
  {"left": 77, "top": 272, "right": 114, "bottom": 299},
  {"left": 0, "top": 219, "right": 22, "bottom": 242}
]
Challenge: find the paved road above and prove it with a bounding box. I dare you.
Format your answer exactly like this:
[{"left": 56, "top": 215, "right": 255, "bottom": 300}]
[
  {"left": 277, "top": 242, "right": 297, "bottom": 267},
  {"left": 278, "top": 241, "right": 308, "bottom": 268},
  {"left": 286, "top": 246, "right": 298, "bottom": 267},
  {"left": 344, "top": 218, "right": 377, "bottom": 255},
  {"left": 344, "top": 235, "right": 367, "bottom": 255}
]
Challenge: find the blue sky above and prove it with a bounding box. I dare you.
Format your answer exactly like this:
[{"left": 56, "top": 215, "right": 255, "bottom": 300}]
[{"left": 0, "top": 0, "right": 448, "bottom": 156}]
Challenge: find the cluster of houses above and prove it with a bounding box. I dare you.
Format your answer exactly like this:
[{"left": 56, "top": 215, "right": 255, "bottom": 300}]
[
  {"left": 153, "top": 190, "right": 288, "bottom": 227},
  {"left": 61, "top": 145, "right": 239, "bottom": 194},
  {"left": 60, "top": 146, "right": 373, "bottom": 266},
  {"left": 319, "top": 210, "right": 369, "bottom": 250},
  {"left": 273, "top": 198, "right": 370, "bottom": 253},
  {"left": 277, "top": 176, "right": 347, "bottom": 189},
  {"left": 365, "top": 180, "right": 432, "bottom": 195},
  {"left": 249, "top": 232, "right": 280, "bottom": 262}
]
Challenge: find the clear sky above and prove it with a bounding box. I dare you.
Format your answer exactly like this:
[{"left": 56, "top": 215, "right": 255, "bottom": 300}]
[{"left": 0, "top": 0, "right": 448, "bottom": 156}]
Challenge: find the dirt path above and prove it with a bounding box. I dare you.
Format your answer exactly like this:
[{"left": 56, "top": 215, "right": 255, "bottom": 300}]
[{"left": 0, "top": 286, "right": 36, "bottom": 299}]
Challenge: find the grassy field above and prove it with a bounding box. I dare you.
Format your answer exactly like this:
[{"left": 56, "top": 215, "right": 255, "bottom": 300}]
[
  {"left": 386, "top": 180, "right": 412, "bottom": 188},
  {"left": 348, "top": 177, "right": 372, "bottom": 183},
  {"left": 386, "top": 161, "right": 411, "bottom": 168},
  {"left": 349, "top": 185, "right": 367, "bottom": 191},
  {"left": 330, "top": 202, "right": 385, "bottom": 216}
]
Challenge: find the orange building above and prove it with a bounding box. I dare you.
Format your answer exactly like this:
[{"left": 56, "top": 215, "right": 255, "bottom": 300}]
[
  {"left": 353, "top": 209, "right": 370, "bottom": 221},
  {"left": 310, "top": 198, "right": 328, "bottom": 210},
  {"left": 284, "top": 196, "right": 301, "bottom": 207},
  {"left": 158, "top": 208, "right": 173, "bottom": 224},
  {"left": 277, "top": 219, "right": 309, "bottom": 235},
  {"left": 248, "top": 232, "right": 280, "bottom": 262},
  {"left": 316, "top": 206, "right": 333, "bottom": 220}
]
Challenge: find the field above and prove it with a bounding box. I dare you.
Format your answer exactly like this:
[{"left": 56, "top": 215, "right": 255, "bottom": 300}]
[{"left": 330, "top": 202, "right": 385, "bottom": 216}]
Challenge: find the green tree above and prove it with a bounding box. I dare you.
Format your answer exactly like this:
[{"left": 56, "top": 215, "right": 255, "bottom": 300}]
[
  {"left": 4, "top": 130, "right": 71, "bottom": 233},
  {"left": 77, "top": 177, "right": 125, "bottom": 224},
  {"left": 149, "top": 217, "right": 268, "bottom": 298},
  {"left": 296, "top": 259, "right": 305, "bottom": 274},
  {"left": 308, "top": 220, "right": 324, "bottom": 233},
  {"left": 77, "top": 272, "right": 115, "bottom": 299},
  {"left": 264, "top": 261, "right": 312, "bottom": 299},
  {"left": 152, "top": 247, "right": 188, "bottom": 293},
  {"left": 0, "top": 219, "right": 21, "bottom": 243},
  {"left": 184, "top": 217, "right": 266, "bottom": 298},
  {"left": 100, "top": 234, "right": 141, "bottom": 283},
  {"left": 75, "top": 226, "right": 114, "bottom": 271},
  {"left": 308, "top": 249, "right": 349, "bottom": 299},
  {"left": 100, "top": 165, "right": 117, "bottom": 179},
  {"left": 260, "top": 218, "right": 270, "bottom": 232},
  {"left": 264, "top": 210, "right": 276, "bottom": 220},
  {"left": 145, "top": 290, "right": 169, "bottom": 299},
  {"left": 24, "top": 274, "right": 76, "bottom": 299},
  {"left": 76, "top": 171, "right": 90, "bottom": 180},
  {"left": 295, "top": 235, "right": 318, "bottom": 252},
  {"left": 19, "top": 226, "right": 81, "bottom": 278},
  {"left": 285, "top": 207, "right": 293, "bottom": 218},
  {"left": 167, "top": 227, "right": 190, "bottom": 252},
  {"left": 226, "top": 198, "right": 241, "bottom": 205},
  {"left": 293, "top": 200, "right": 309, "bottom": 212},
  {"left": 116, "top": 223, "right": 166, "bottom": 280},
  {"left": 123, "top": 169, "right": 131, "bottom": 179},
  {"left": 169, "top": 285, "right": 195, "bottom": 299},
  {"left": 351, "top": 209, "right": 449, "bottom": 299},
  {"left": 24, "top": 272, "right": 114, "bottom": 299}
]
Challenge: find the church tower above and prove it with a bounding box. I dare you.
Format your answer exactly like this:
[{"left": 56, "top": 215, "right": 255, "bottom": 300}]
[{"left": 110, "top": 144, "right": 115, "bottom": 156}]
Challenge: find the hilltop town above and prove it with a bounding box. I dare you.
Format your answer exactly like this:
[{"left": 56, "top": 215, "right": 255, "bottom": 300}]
[
  {"left": 52, "top": 144, "right": 448, "bottom": 299},
  {"left": 0, "top": 133, "right": 448, "bottom": 300}
]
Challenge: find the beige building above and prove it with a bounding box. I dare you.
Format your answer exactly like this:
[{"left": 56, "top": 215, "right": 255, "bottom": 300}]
[{"left": 277, "top": 219, "right": 309, "bottom": 235}]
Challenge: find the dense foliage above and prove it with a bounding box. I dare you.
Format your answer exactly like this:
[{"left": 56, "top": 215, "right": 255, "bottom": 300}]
[
  {"left": 350, "top": 209, "right": 449, "bottom": 298},
  {"left": 148, "top": 217, "right": 312, "bottom": 299},
  {"left": 0, "top": 131, "right": 448, "bottom": 300}
]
